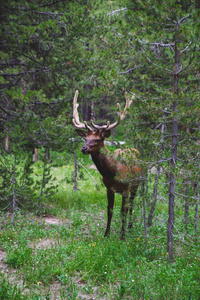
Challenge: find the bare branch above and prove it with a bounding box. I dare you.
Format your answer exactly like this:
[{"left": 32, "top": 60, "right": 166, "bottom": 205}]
[
  {"left": 179, "top": 14, "right": 191, "bottom": 24},
  {"left": 0, "top": 67, "right": 50, "bottom": 77},
  {"left": 151, "top": 42, "right": 175, "bottom": 51},
  {"left": 119, "top": 68, "right": 135, "bottom": 75},
  {"left": 107, "top": 8, "right": 127, "bottom": 16},
  {"left": 180, "top": 42, "right": 192, "bottom": 54}
]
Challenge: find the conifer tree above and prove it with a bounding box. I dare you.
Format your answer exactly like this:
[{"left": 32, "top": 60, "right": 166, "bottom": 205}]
[{"left": 114, "top": 0, "right": 200, "bottom": 260}]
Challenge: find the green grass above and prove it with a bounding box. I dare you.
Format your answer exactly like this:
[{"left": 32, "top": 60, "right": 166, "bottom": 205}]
[
  {"left": 1, "top": 210, "right": 199, "bottom": 299},
  {"left": 0, "top": 155, "right": 200, "bottom": 299}
]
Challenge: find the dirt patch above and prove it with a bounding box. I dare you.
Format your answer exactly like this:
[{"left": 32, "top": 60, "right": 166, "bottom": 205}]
[
  {"left": 42, "top": 216, "right": 72, "bottom": 227},
  {"left": 29, "top": 217, "right": 66, "bottom": 249},
  {"left": 0, "top": 249, "right": 7, "bottom": 261},
  {"left": 32, "top": 238, "right": 58, "bottom": 249},
  {"left": 43, "top": 217, "right": 63, "bottom": 225},
  {"left": 30, "top": 282, "right": 103, "bottom": 300},
  {"left": 77, "top": 283, "right": 100, "bottom": 300},
  {"left": 0, "top": 249, "right": 7, "bottom": 272},
  {"left": 0, "top": 250, "right": 24, "bottom": 290},
  {"left": 47, "top": 281, "right": 103, "bottom": 300}
]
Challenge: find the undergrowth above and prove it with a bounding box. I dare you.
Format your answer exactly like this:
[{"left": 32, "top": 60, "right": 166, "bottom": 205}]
[{"left": 0, "top": 154, "right": 200, "bottom": 299}]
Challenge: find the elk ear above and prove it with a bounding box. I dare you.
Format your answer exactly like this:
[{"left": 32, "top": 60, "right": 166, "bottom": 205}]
[
  {"left": 75, "top": 129, "right": 88, "bottom": 137},
  {"left": 102, "top": 130, "right": 111, "bottom": 139}
]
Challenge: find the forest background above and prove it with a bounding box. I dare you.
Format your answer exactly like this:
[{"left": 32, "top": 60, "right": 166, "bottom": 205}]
[{"left": 0, "top": 0, "right": 200, "bottom": 299}]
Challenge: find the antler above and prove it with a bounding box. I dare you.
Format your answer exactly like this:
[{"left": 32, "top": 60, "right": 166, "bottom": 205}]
[
  {"left": 72, "top": 90, "right": 134, "bottom": 132},
  {"left": 72, "top": 90, "right": 92, "bottom": 131},
  {"left": 91, "top": 92, "right": 134, "bottom": 131}
]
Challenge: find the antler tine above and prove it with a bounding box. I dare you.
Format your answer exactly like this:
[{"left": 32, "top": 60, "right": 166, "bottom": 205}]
[
  {"left": 118, "top": 95, "right": 133, "bottom": 122},
  {"left": 72, "top": 90, "right": 92, "bottom": 131},
  {"left": 104, "top": 93, "right": 134, "bottom": 131},
  {"left": 90, "top": 119, "right": 110, "bottom": 130}
]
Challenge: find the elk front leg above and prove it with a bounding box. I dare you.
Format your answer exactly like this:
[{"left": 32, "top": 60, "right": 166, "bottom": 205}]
[
  {"left": 104, "top": 189, "right": 114, "bottom": 237},
  {"left": 121, "top": 193, "right": 128, "bottom": 240}
]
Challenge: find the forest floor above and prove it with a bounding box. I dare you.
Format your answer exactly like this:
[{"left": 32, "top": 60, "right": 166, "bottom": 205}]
[
  {"left": 0, "top": 161, "right": 199, "bottom": 299},
  {"left": 0, "top": 215, "right": 105, "bottom": 300}
]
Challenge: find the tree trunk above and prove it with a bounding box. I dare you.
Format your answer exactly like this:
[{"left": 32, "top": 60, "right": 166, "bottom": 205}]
[
  {"left": 184, "top": 185, "right": 189, "bottom": 231},
  {"left": 81, "top": 85, "right": 92, "bottom": 121},
  {"left": 195, "top": 125, "right": 200, "bottom": 233},
  {"left": 148, "top": 114, "right": 165, "bottom": 227},
  {"left": 194, "top": 181, "right": 199, "bottom": 234},
  {"left": 5, "top": 134, "right": 9, "bottom": 152},
  {"left": 45, "top": 148, "right": 50, "bottom": 162},
  {"left": 11, "top": 155, "right": 17, "bottom": 224},
  {"left": 81, "top": 100, "right": 90, "bottom": 121},
  {"left": 168, "top": 171, "right": 175, "bottom": 262},
  {"left": 167, "top": 24, "right": 179, "bottom": 263},
  {"left": 142, "top": 174, "right": 148, "bottom": 253},
  {"left": 39, "top": 157, "right": 47, "bottom": 202},
  {"left": 33, "top": 148, "right": 38, "bottom": 162},
  {"left": 147, "top": 166, "right": 161, "bottom": 227},
  {"left": 73, "top": 150, "right": 78, "bottom": 191},
  {"left": 167, "top": 104, "right": 178, "bottom": 263}
]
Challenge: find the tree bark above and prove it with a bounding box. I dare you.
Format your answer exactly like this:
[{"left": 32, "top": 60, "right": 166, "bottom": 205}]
[
  {"left": 33, "top": 148, "right": 38, "bottom": 162},
  {"left": 148, "top": 114, "right": 165, "bottom": 227},
  {"left": 11, "top": 155, "right": 17, "bottom": 224},
  {"left": 39, "top": 157, "right": 46, "bottom": 202},
  {"left": 184, "top": 185, "right": 189, "bottom": 231},
  {"left": 142, "top": 175, "right": 148, "bottom": 253},
  {"left": 73, "top": 149, "right": 78, "bottom": 191},
  {"left": 147, "top": 165, "right": 161, "bottom": 227},
  {"left": 45, "top": 148, "right": 50, "bottom": 162},
  {"left": 194, "top": 181, "right": 199, "bottom": 234},
  {"left": 167, "top": 23, "right": 179, "bottom": 263},
  {"left": 5, "top": 134, "right": 9, "bottom": 152},
  {"left": 168, "top": 171, "right": 175, "bottom": 262}
]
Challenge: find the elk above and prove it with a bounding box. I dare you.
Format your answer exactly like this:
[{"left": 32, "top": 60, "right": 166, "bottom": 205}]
[{"left": 72, "top": 90, "right": 142, "bottom": 239}]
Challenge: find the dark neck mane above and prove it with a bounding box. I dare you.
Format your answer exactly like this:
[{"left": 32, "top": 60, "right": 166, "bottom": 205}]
[{"left": 91, "top": 148, "right": 116, "bottom": 178}]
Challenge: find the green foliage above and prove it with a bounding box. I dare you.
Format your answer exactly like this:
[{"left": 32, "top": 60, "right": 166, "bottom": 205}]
[
  {"left": 0, "top": 276, "right": 28, "bottom": 300},
  {"left": 0, "top": 152, "right": 36, "bottom": 211},
  {"left": 6, "top": 245, "right": 33, "bottom": 268},
  {"left": 0, "top": 151, "right": 59, "bottom": 213}
]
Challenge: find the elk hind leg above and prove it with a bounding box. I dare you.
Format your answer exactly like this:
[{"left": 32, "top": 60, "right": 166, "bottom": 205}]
[
  {"left": 104, "top": 189, "right": 114, "bottom": 237},
  {"left": 128, "top": 189, "right": 137, "bottom": 229},
  {"left": 121, "top": 193, "right": 128, "bottom": 240}
]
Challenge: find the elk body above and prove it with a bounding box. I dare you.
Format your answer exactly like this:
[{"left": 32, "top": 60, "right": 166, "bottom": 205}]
[{"left": 72, "top": 90, "right": 142, "bottom": 239}]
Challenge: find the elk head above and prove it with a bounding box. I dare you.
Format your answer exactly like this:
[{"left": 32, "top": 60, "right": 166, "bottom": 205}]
[{"left": 72, "top": 90, "right": 133, "bottom": 155}]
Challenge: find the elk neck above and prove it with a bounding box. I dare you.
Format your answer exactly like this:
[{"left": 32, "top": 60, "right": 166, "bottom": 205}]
[{"left": 90, "top": 145, "right": 116, "bottom": 178}]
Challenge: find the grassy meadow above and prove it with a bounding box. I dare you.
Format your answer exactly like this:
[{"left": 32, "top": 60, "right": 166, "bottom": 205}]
[{"left": 0, "top": 149, "right": 200, "bottom": 299}]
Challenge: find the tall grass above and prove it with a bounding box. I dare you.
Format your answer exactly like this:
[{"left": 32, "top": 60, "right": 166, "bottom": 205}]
[{"left": 0, "top": 155, "right": 199, "bottom": 299}]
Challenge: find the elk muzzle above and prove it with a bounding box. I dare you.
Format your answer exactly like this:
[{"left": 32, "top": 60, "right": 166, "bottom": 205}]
[{"left": 81, "top": 145, "right": 89, "bottom": 154}]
